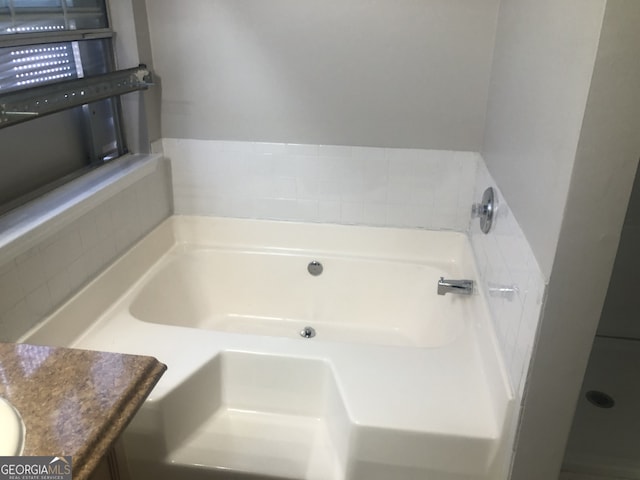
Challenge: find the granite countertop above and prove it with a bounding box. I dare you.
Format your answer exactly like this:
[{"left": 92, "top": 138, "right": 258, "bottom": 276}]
[{"left": 0, "top": 342, "right": 166, "bottom": 480}]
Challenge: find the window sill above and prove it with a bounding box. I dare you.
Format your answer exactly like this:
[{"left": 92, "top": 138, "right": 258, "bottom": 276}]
[{"left": 0, "top": 153, "right": 162, "bottom": 266}]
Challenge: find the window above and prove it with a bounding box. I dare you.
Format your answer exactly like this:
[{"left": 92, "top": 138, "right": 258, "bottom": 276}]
[
  {"left": 0, "top": 0, "right": 139, "bottom": 215},
  {"left": 0, "top": 0, "right": 108, "bottom": 35}
]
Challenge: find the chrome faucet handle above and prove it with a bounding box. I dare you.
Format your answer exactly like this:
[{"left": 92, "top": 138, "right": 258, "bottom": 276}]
[
  {"left": 471, "top": 187, "right": 495, "bottom": 234},
  {"left": 471, "top": 202, "right": 488, "bottom": 217}
]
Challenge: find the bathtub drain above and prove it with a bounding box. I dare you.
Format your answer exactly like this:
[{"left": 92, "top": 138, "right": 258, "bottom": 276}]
[
  {"left": 300, "top": 326, "right": 316, "bottom": 339},
  {"left": 585, "top": 390, "right": 615, "bottom": 409},
  {"left": 307, "top": 261, "right": 323, "bottom": 276}
]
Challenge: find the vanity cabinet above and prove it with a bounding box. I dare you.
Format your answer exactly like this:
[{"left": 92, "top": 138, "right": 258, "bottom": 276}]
[{"left": 89, "top": 440, "right": 132, "bottom": 480}]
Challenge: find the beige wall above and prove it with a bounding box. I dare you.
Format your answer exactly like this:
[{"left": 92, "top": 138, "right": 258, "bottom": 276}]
[
  {"left": 598, "top": 166, "right": 640, "bottom": 339},
  {"left": 482, "top": 0, "right": 607, "bottom": 278},
  {"left": 111, "top": 0, "right": 162, "bottom": 147},
  {"left": 145, "top": 0, "right": 500, "bottom": 150},
  {"left": 509, "top": 1, "right": 640, "bottom": 478}
]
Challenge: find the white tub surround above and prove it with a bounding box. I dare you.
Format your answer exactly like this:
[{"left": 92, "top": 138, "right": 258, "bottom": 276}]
[
  {"left": 470, "top": 162, "right": 546, "bottom": 398},
  {"left": 23, "top": 216, "right": 513, "bottom": 480},
  {"left": 0, "top": 154, "right": 163, "bottom": 266},
  {"left": 161, "top": 138, "right": 477, "bottom": 231},
  {"left": 469, "top": 162, "right": 547, "bottom": 477},
  {"left": 0, "top": 154, "right": 173, "bottom": 342}
]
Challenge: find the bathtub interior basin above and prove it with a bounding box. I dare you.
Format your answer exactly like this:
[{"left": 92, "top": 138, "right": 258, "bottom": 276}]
[
  {"left": 128, "top": 248, "right": 466, "bottom": 348},
  {"left": 0, "top": 397, "right": 25, "bottom": 456}
]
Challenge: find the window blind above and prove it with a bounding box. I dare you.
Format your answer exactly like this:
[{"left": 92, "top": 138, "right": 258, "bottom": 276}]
[
  {"left": 0, "top": 0, "right": 108, "bottom": 35},
  {"left": 0, "top": 42, "right": 79, "bottom": 91}
]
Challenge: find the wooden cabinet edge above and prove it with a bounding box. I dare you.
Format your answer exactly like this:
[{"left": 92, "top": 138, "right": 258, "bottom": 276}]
[{"left": 89, "top": 439, "right": 132, "bottom": 480}]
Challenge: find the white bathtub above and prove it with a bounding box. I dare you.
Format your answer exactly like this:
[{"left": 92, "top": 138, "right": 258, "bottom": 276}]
[{"left": 22, "top": 216, "right": 513, "bottom": 480}]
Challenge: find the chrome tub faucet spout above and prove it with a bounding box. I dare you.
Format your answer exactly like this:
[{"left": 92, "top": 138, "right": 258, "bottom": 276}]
[{"left": 437, "top": 277, "right": 474, "bottom": 296}]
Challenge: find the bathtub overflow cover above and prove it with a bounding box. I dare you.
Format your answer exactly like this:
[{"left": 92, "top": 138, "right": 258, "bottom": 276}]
[
  {"left": 308, "top": 261, "right": 323, "bottom": 276},
  {"left": 300, "top": 326, "right": 316, "bottom": 339}
]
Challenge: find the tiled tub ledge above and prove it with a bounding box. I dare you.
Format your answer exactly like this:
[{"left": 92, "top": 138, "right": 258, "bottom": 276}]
[
  {"left": 0, "top": 342, "right": 166, "bottom": 480},
  {"left": 0, "top": 153, "right": 162, "bottom": 267}
]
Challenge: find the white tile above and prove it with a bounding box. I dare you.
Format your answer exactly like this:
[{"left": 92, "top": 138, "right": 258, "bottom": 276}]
[
  {"left": 110, "top": 192, "right": 138, "bottom": 232},
  {"left": 41, "top": 230, "right": 83, "bottom": 279},
  {"left": 114, "top": 226, "right": 137, "bottom": 253},
  {"left": 25, "top": 284, "right": 52, "bottom": 318},
  {"left": 0, "top": 300, "right": 35, "bottom": 342},
  {"left": 16, "top": 250, "right": 46, "bottom": 294},
  {"left": 0, "top": 265, "right": 24, "bottom": 315},
  {"left": 160, "top": 138, "right": 177, "bottom": 158},
  {"left": 190, "top": 140, "right": 228, "bottom": 157},
  {"left": 217, "top": 141, "right": 255, "bottom": 153},
  {"left": 504, "top": 299, "right": 523, "bottom": 356},
  {"left": 512, "top": 324, "right": 534, "bottom": 396},
  {"left": 362, "top": 155, "right": 389, "bottom": 181},
  {"left": 179, "top": 194, "right": 214, "bottom": 217},
  {"left": 94, "top": 204, "right": 114, "bottom": 240},
  {"left": 388, "top": 155, "right": 423, "bottom": 181},
  {"left": 361, "top": 178, "right": 387, "bottom": 203},
  {"left": 432, "top": 207, "right": 462, "bottom": 231},
  {"left": 227, "top": 197, "right": 258, "bottom": 218},
  {"left": 296, "top": 177, "right": 319, "bottom": 200},
  {"left": 318, "top": 145, "right": 353, "bottom": 157},
  {"left": 317, "top": 180, "right": 342, "bottom": 202},
  {"left": 387, "top": 204, "right": 427, "bottom": 228},
  {"left": 256, "top": 198, "right": 299, "bottom": 220},
  {"left": 274, "top": 176, "right": 297, "bottom": 199},
  {"left": 432, "top": 171, "right": 462, "bottom": 205},
  {"left": 340, "top": 178, "right": 365, "bottom": 203},
  {"left": 272, "top": 154, "right": 298, "bottom": 177},
  {"left": 244, "top": 152, "right": 275, "bottom": 176},
  {"left": 353, "top": 146, "right": 386, "bottom": 162},
  {"left": 245, "top": 175, "right": 275, "bottom": 198},
  {"left": 51, "top": 243, "right": 94, "bottom": 302},
  {"left": 294, "top": 155, "right": 319, "bottom": 178},
  {"left": 386, "top": 147, "right": 423, "bottom": 163},
  {"left": 286, "top": 143, "right": 319, "bottom": 156},
  {"left": 66, "top": 254, "right": 89, "bottom": 293},
  {"left": 77, "top": 213, "right": 100, "bottom": 251},
  {"left": 421, "top": 149, "right": 455, "bottom": 163},
  {"left": 387, "top": 180, "right": 415, "bottom": 204},
  {"left": 164, "top": 139, "right": 475, "bottom": 231},
  {"left": 93, "top": 235, "right": 118, "bottom": 271},
  {"left": 470, "top": 157, "right": 546, "bottom": 394},
  {"left": 253, "top": 142, "right": 287, "bottom": 155},
  {"left": 341, "top": 202, "right": 364, "bottom": 225},
  {"left": 411, "top": 181, "right": 437, "bottom": 206},
  {"left": 296, "top": 200, "right": 319, "bottom": 221},
  {"left": 342, "top": 156, "right": 366, "bottom": 176},
  {"left": 15, "top": 246, "right": 39, "bottom": 265},
  {"left": 316, "top": 156, "right": 350, "bottom": 181},
  {"left": 362, "top": 203, "right": 388, "bottom": 226},
  {"left": 0, "top": 259, "right": 14, "bottom": 277},
  {"left": 150, "top": 138, "right": 164, "bottom": 154},
  {"left": 318, "top": 201, "right": 342, "bottom": 223}
]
